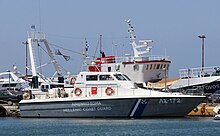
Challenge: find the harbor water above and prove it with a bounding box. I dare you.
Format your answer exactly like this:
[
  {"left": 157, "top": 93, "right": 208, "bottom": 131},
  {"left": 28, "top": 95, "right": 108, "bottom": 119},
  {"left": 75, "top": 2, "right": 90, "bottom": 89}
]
[{"left": 0, "top": 117, "right": 220, "bottom": 136}]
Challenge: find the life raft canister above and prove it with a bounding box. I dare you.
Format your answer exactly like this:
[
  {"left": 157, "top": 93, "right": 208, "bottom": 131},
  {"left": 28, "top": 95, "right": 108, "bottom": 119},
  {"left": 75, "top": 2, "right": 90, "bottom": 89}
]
[
  {"left": 74, "top": 87, "right": 82, "bottom": 96},
  {"left": 105, "top": 87, "right": 114, "bottom": 96}
]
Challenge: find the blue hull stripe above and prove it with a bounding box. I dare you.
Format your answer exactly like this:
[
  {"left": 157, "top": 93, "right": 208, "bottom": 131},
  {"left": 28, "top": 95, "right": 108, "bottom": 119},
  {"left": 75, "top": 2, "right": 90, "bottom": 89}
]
[
  {"left": 133, "top": 99, "right": 149, "bottom": 117},
  {"left": 129, "top": 99, "right": 149, "bottom": 117},
  {"left": 129, "top": 99, "right": 141, "bottom": 117}
]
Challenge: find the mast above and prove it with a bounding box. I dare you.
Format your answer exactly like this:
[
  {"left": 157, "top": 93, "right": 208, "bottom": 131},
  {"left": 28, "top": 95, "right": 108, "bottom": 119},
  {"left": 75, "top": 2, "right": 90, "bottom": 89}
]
[
  {"left": 126, "top": 19, "right": 138, "bottom": 57},
  {"left": 27, "top": 37, "right": 38, "bottom": 77},
  {"left": 22, "top": 41, "right": 29, "bottom": 76},
  {"left": 27, "top": 36, "right": 39, "bottom": 88},
  {"left": 26, "top": 42, "right": 28, "bottom": 76},
  {"left": 27, "top": 31, "right": 64, "bottom": 86},
  {"left": 126, "top": 19, "right": 153, "bottom": 58},
  {"left": 82, "top": 38, "right": 89, "bottom": 70},
  {"left": 100, "top": 35, "right": 102, "bottom": 58}
]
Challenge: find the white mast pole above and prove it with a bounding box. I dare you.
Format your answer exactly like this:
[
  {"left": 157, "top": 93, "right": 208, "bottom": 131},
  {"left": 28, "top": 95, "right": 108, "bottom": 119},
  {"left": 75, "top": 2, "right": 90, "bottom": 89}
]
[
  {"left": 27, "top": 38, "right": 37, "bottom": 77},
  {"left": 126, "top": 19, "right": 138, "bottom": 57}
]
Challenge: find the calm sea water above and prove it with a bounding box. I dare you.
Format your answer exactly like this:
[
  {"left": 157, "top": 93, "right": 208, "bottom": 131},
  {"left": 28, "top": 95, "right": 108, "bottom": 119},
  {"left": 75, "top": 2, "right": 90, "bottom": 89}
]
[{"left": 0, "top": 117, "right": 220, "bottom": 136}]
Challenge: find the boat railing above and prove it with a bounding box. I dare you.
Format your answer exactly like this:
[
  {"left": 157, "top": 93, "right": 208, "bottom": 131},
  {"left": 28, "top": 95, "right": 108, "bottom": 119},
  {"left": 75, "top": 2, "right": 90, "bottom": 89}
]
[
  {"left": 65, "top": 85, "right": 149, "bottom": 98},
  {"left": 88, "top": 55, "right": 169, "bottom": 65},
  {"left": 169, "top": 86, "right": 204, "bottom": 96},
  {"left": 81, "top": 85, "right": 120, "bottom": 97},
  {"left": 179, "top": 66, "right": 220, "bottom": 78},
  {"left": 116, "top": 55, "right": 169, "bottom": 62},
  {"left": 27, "top": 31, "right": 46, "bottom": 41}
]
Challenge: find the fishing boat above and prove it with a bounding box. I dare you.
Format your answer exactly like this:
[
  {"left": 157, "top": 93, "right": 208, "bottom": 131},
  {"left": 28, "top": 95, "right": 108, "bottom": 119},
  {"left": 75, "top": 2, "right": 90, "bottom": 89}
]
[
  {"left": 86, "top": 20, "right": 171, "bottom": 87},
  {"left": 19, "top": 71, "right": 205, "bottom": 118},
  {"left": 169, "top": 66, "right": 220, "bottom": 94}
]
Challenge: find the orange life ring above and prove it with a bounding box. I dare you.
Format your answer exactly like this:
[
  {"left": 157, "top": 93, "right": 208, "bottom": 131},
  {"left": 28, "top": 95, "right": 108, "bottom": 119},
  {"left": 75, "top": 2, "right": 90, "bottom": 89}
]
[
  {"left": 70, "top": 77, "right": 76, "bottom": 85},
  {"left": 74, "top": 87, "right": 82, "bottom": 96},
  {"left": 105, "top": 87, "right": 114, "bottom": 96}
]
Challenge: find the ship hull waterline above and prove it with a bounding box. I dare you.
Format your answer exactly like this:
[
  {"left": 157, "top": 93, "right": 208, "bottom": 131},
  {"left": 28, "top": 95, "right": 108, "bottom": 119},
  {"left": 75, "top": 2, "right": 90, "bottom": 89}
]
[{"left": 19, "top": 96, "right": 205, "bottom": 118}]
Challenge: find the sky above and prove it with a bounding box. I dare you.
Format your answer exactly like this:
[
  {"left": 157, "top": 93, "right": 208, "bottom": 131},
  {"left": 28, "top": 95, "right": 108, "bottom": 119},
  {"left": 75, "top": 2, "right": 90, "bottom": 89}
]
[{"left": 0, "top": 0, "right": 220, "bottom": 78}]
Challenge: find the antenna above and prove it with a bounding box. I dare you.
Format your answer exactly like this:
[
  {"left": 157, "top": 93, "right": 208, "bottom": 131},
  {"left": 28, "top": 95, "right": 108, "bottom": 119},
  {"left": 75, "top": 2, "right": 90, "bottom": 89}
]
[
  {"left": 22, "top": 41, "right": 29, "bottom": 76},
  {"left": 100, "top": 35, "right": 102, "bottom": 58},
  {"left": 125, "top": 19, "right": 153, "bottom": 57},
  {"left": 125, "top": 19, "right": 131, "bottom": 24},
  {"left": 126, "top": 19, "right": 136, "bottom": 40},
  {"left": 38, "top": 0, "right": 42, "bottom": 32},
  {"left": 82, "top": 38, "right": 89, "bottom": 59},
  {"left": 81, "top": 38, "right": 89, "bottom": 71}
]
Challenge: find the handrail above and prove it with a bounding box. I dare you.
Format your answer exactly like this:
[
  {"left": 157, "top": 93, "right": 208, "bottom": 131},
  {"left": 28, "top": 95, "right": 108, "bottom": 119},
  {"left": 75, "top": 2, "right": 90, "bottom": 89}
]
[
  {"left": 87, "top": 55, "right": 169, "bottom": 66},
  {"left": 179, "top": 66, "right": 220, "bottom": 78}
]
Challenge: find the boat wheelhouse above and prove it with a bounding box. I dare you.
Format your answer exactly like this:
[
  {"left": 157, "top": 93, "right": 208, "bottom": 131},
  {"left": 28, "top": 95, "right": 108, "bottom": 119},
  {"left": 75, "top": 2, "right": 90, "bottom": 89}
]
[{"left": 86, "top": 20, "right": 171, "bottom": 86}]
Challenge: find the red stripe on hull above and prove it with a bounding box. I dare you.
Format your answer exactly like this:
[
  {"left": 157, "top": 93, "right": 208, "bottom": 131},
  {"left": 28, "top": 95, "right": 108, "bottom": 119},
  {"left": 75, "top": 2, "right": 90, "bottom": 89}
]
[{"left": 122, "top": 60, "right": 171, "bottom": 65}]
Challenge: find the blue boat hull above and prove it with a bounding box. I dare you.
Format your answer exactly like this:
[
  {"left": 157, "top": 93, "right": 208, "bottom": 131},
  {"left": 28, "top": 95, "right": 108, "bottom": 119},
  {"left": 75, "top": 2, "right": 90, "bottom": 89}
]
[{"left": 19, "top": 96, "right": 205, "bottom": 118}]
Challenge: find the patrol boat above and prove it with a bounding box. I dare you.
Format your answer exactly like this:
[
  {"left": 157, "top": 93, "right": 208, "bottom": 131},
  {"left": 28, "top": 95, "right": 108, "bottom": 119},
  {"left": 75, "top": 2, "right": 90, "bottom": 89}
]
[{"left": 19, "top": 71, "right": 205, "bottom": 118}]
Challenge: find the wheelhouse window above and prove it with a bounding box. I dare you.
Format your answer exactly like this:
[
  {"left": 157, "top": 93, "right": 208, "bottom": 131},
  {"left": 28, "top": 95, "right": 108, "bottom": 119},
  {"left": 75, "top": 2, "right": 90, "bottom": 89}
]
[
  {"left": 157, "top": 64, "right": 160, "bottom": 69},
  {"left": 50, "top": 84, "right": 64, "bottom": 89},
  {"left": 108, "top": 67, "right": 111, "bottom": 72},
  {"left": 114, "top": 74, "right": 126, "bottom": 81},
  {"left": 86, "top": 75, "right": 98, "bottom": 81},
  {"left": 41, "top": 85, "right": 49, "bottom": 89},
  {"left": 2, "top": 83, "right": 17, "bottom": 87},
  {"left": 0, "top": 91, "right": 10, "bottom": 96},
  {"left": 163, "top": 64, "right": 167, "bottom": 69},
  {"left": 167, "top": 64, "right": 170, "bottom": 70},
  {"left": 99, "top": 75, "right": 114, "bottom": 81},
  {"left": 146, "top": 64, "right": 149, "bottom": 70},
  {"left": 160, "top": 64, "right": 164, "bottom": 69},
  {"left": 0, "top": 74, "right": 12, "bottom": 80},
  {"left": 133, "top": 64, "right": 139, "bottom": 71},
  {"left": 150, "top": 64, "right": 153, "bottom": 70},
  {"left": 123, "top": 74, "right": 131, "bottom": 81},
  {"left": 154, "top": 64, "right": 156, "bottom": 69}
]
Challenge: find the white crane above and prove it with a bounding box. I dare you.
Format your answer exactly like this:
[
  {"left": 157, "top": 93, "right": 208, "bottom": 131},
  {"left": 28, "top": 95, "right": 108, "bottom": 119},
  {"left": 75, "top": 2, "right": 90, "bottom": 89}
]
[{"left": 26, "top": 31, "right": 63, "bottom": 88}]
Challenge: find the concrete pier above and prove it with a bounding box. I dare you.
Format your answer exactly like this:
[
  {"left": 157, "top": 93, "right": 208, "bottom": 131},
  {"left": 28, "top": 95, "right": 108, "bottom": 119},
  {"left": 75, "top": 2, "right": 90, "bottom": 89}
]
[
  {"left": 188, "top": 103, "right": 217, "bottom": 117},
  {"left": 0, "top": 104, "right": 20, "bottom": 117}
]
